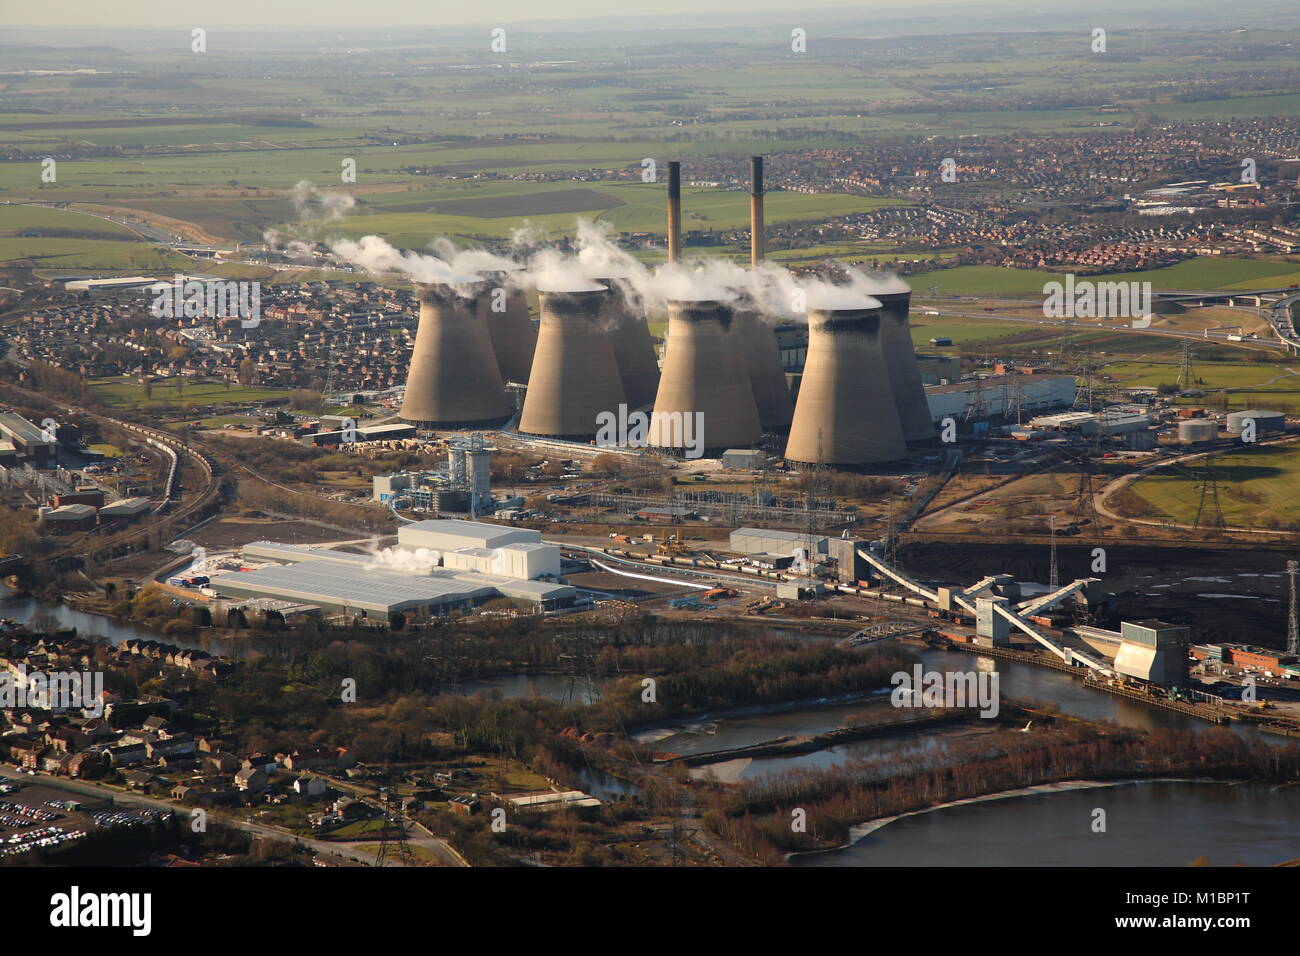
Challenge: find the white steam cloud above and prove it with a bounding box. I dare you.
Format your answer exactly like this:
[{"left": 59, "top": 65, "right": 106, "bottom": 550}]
[
  {"left": 365, "top": 546, "right": 442, "bottom": 574},
  {"left": 307, "top": 212, "right": 910, "bottom": 315},
  {"left": 290, "top": 180, "right": 356, "bottom": 221}
]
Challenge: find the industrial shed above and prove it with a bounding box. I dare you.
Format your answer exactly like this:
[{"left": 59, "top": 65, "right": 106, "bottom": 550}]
[{"left": 729, "top": 527, "right": 828, "bottom": 556}]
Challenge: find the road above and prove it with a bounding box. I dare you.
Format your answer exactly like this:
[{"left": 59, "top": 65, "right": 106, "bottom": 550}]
[
  {"left": 0, "top": 766, "right": 465, "bottom": 867},
  {"left": 1093, "top": 433, "right": 1300, "bottom": 535}
]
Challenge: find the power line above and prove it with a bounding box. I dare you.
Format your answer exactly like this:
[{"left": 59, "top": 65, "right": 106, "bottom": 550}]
[{"left": 1192, "top": 454, "right": 1225, "bottom": 530}]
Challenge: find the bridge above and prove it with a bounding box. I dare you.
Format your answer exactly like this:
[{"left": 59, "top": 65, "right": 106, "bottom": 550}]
[{"left": 841, "top": 620, "right": 931, "bottom": 647}]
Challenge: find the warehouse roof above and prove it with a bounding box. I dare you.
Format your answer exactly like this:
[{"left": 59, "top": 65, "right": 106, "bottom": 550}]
[
  {"left": 46, "top": 504, "right": 97, "bottom": 518},
  {"left": 209, "top": 560, "right": 497, "bottom": 614},
  {"left": 211, "top": 547, "right": 575, "bottom": 612},
  {"left": 0, "top": 413, "right": 54, "bottom": 446},
  {"left": 732, "top": 527, "right": 818, "bottom": 542},
  {"left": 399, "top": 518, "right": 540, "bottom": 550}
]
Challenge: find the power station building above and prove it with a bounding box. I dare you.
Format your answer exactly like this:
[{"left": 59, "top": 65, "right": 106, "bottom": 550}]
[
  {"left": 394, "top": 154, "right": 940, "bottom": 471},
  {"left": 923, "top": 375, "right": 1076, "bottom": 424}
]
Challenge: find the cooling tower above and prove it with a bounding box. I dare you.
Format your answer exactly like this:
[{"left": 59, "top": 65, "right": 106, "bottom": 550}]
[
  {"left": 648, "top": 300, "right": 762, "bottom": 452},
  {"left": 667, "top": 161, "right": 682, "bottom": 264},
  {"left": 519, "top": 285, "right": 627, "bottom": 440},
  {"left": 874, "top": 289, "right": 934, "bottom": 443},
  {"left": 750, "top": 155, "right": 765, "bottom": 267},
  {"left": 734, "top": 309, "right": 794, "bottom": 431},
  {"left": 476, "top": 270, "right": 537, "bottom": 385},
  {"left": 596, "top": 276, "right": 661, "bottom": 409},
  {"left": 785, "top": 304, "right": 908, "bottom": 465},
  {"left": 400, "top": 283, "right": 510, "bottom": 428}
]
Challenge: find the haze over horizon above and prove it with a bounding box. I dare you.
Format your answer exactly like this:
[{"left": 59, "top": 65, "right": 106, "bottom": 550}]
[{"left": 5, "top": 0, "right": 1296, "bottom": 31}]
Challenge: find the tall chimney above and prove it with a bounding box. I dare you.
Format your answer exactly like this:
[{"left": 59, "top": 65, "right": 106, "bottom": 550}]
[
  {"left": 476, "top": 270, "right": 537, "bottom": 386},
  {"left": 648, "top": 299, "right": 762, "bottom": 453},
  {"left": 400, "top": 282, "right": 510, "bottom": 428},
  {"left": 750, "top": 155, "right": 765, "bottom": 267},
  {"left": 519, "top": 286, "right": 626, "bottom": 440},
  {"left": 667, "top": 160, "right": 682, "bottom": 264},
  {"left": 874, "top": 289, "right": 935, "bottom": 442},
  {"left": 785, "top": 303, "right": 908, "bottom": 465}
]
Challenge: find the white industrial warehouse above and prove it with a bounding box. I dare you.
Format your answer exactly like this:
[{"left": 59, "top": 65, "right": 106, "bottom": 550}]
[{"left": 207, "top": 520, "right": 573, "bottom": 620}]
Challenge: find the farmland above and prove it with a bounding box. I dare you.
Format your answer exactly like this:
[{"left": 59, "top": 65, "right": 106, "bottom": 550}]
[
  {"left": 87, "top": 376, "right": 289, "bottom": 410},
  {"left": 1126, "top": 443, "right": 1300, "bottom": 529}
]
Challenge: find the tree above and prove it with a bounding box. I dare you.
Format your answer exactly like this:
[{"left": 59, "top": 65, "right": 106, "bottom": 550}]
[{"left": 238, "top": 358, "right": 257, "bottom": 386}]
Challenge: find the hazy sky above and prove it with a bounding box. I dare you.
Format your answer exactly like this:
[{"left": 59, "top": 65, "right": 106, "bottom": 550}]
[{"left": 6, "top": 0, "right": 970, "bottom": 29}]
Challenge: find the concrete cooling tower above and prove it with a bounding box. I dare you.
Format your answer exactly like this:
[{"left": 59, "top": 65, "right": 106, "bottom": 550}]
[
  {"left": 874, "top": 289, "right": 934, "bottom": 443},
  {"left": 476, "top": 270, "right": 537, "bottom": 386},
  {"left": 596, "top": 277, "right": 661, "bottom": 409},
  {"left": 785, "top": 304, "right": 908, "bottom": 465},
  {"left": 648, "top": 300, "right": 762, "bottom": 453},
  {"left": 519, "top": 285, "right": 627, "bottom": 440},
  {"left": 400, "top": 283, "right": 510, "bottom": 428},
  {"left": 735, "top": 309, "right": 794, "bottom": 431}
]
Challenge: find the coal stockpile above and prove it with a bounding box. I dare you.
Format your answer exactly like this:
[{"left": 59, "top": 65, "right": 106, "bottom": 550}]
[{"left": 899, "top": 541, "right": 1294, "bottom": 650}]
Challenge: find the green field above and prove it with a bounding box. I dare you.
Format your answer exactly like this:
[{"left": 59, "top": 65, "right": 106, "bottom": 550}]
[
  {"left": 89, "top": 377, "right": 288, "bottom": 410},
  {"left": 0, "top": 237, "right": 192, "bottom": 269},
  {"left": 1128, "top": 443, "right": 1300, "bottom": 528},
  {"left": 912, "top": 259, "right": 1300, "bottom": 296},
  {"left": 0, "top": 204, "right": 139, "bottom": 239},
  {"left": 298, "top": 183, "right": 907, "bottom": 244}
]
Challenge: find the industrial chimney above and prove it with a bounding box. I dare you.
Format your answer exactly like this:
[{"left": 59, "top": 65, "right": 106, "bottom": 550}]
[
  {"left": 667, "top": 161, "right": 682, "bottom": 264},
  {"left": 648, "top": 299, "right": 762, "bottom": 453},
  {"left": 595, "top": 275, "right": 661, "bottom": 409},
  {"left": 734, "top": 308, "right": 793, "bottom": 431},
  {"left": 519, "top": 285, "right": 627, "bottom": 440},
  {"left": 476, "top": 269, "right": 537, "bottom": 386},
  {"left": 750, "top": 156, "right": 765, "bottom": 267},
  {"left": 400, "top": 282, "right": 510, "bottom": 428},
  {"left": 785, "top": 303, "right": 908, "bottom": 465},
  {"left": 874, "top": 289, "right": 935, "bottom": 442}
]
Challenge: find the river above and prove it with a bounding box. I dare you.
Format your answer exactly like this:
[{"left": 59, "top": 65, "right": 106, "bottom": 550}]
[
  {"left": 791, "top": 780, "right": 1300, "bottom": 866},
  {"left": 0, "top": 583, "right": 229, "bottom": 654}
]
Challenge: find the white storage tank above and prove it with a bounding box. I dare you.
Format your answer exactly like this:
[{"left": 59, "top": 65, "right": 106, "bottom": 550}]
[
  {"left": 1177, "top": 419, "right": 1218, "bottom": 444},
  {"left": 1225, "top": 409, "right": 1285, "bottom": 435}
]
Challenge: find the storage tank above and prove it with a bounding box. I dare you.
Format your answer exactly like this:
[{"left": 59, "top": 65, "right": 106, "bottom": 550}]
[
  {"left": 785, "top": 302, "right": 909, "bottom": 465},
  {"left": 1177, "top": 419, "right": 1218, "bottom": 444},
  {"left": 1225, "top": 409, "right": 1285, "bottom": 435},
  {"left": 519, "top": 285, "right": 627, "bottom": 440},
  {"left": 648, "top": 299, "right": 762, "bottom": 453},
  {"left": 400, "top": 282, "right": 510, "bottom": 428},
  {"left": 873, "top": 289, "right": 934, "bottom": 443}
]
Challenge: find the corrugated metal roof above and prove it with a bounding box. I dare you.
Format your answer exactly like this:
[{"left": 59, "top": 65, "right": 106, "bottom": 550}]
[
  {"left": 211, "top": 550, "right": 575, "bottom": 612},
  {"left": 210, "top": 560, "right": 496, "bottom": 613}
]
